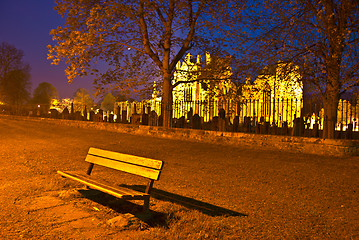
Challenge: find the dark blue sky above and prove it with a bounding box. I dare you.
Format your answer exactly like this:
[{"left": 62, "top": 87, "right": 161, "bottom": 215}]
[{"left": 0, "top": 0, "right": 95, "bottom": 99}]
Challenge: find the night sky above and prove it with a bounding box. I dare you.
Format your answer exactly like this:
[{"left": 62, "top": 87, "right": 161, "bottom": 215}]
[{"left": 0, "top": 0, "right": 95, "bottom": 99}]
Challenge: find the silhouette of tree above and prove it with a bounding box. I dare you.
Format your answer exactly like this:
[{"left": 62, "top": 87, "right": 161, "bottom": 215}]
[
  {"left": 31, "top": 82, "right": 58, "bottom": 105},
  {"left": 0, "top": 69, "right": 31, "bottom": 107},
  {"left": 73, "top": 88, "right": 95, "bottom": 112},
  {"left": 0, "top": 42, "right": 31, "bottom": 109},
  {"left": 100, "top": 93, "right": 116, "bottom": 112},
  {"left": 0, "top": 42, "right": 29, "bottom": 82}
]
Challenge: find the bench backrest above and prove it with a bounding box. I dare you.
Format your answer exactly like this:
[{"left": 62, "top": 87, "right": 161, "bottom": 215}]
[{"left": 85, "top": 147, "right": 164, "bottom": 181}]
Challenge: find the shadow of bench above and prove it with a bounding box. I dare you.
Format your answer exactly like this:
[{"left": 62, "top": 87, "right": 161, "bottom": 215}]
[{"left": 121, "top": 184, "right": 248, "bottom": 217}]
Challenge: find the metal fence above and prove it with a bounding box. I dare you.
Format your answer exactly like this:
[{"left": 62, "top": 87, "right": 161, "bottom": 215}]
[
  {"left": 335, "top": 99, "right": 359, "bottom": 131},
  {"left": 3, "top": 97, "right": 359, "bottom": 136},
  {"left": 114, "top": 98, "right": 359, "bottom": 131},
  {"left": 114, "top": 98, "right": 303, "bottom": 127}
]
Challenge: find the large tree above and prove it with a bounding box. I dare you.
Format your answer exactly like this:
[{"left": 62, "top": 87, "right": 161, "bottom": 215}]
[
  {"left": 0, "top": 42, "right": 28, "bottom": 82},
  {"left": 0, "top": 69, "right": 31, "bottom": 107},
  {"left": 31, "top": 82, "right": 59, "bottom": 105},
  {"left": 242, "top": 0, "right": 359, "bottom": 139},
  {"left": 100, "top": 93, "right": 116, "bottom": 112},
  {"left": 73, "top": 88, "right": 94, "bottom": 112},
  {"left": 48, "top": 0, "right": 244, "bottom": 127},
  {"left": 0, "top": 42, "right": 31, "bottom": 107}
]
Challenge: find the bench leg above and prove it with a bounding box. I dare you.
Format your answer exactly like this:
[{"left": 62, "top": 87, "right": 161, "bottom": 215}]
[
  {"left": 143, "top": 197, "right": 150, "bottom": 212},
  {"left": 85, "top": 163, "right": 94, "bottom": 190}
]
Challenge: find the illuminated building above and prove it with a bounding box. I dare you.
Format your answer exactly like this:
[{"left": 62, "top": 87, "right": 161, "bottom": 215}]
[
  {"left": 241, "top": 62, "right": 303, "bottom": 125},
  {"left": 116, "top": 55, "right": 303, "bottom": 126},
  {"left": 171, "top": 52, "right": 236, "bottom": 121}
]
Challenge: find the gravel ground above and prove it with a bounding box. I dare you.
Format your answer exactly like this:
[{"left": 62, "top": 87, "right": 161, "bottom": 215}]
[{"left": 0, "top": 116, "right": 358, "bottom": 239}]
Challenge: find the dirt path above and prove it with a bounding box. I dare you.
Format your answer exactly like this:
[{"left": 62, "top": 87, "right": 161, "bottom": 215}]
[{"left": 0, "top": 116, "right": 358, "bottom": 239}]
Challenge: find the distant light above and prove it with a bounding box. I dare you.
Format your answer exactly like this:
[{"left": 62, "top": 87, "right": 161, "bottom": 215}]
[{"left": 128, "top": 48, "right": 131, "bottom": 50}]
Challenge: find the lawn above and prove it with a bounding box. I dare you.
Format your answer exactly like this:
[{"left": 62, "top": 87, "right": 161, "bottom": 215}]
[{"left": 0, "top": 116, "right": 358, "bottom": 239}]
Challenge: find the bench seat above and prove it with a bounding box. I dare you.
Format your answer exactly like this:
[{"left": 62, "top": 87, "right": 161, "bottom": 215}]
[
  {"left": 57, "top": 171, "right": 149, "bottom": 200},
  {"left": 57, "top": 147, "right": 164, "bottom": 211}
]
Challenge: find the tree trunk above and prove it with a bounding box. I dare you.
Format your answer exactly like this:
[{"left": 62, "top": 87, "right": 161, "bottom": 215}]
[
  {"left": 322, "top": 91, "right": 339, "bottom": 139},
  {"left": 162, "top": 72, "right": 172, "bottom": 128}
]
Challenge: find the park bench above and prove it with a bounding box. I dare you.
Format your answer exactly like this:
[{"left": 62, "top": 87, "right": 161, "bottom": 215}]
[{"left": 57, "top": 147, "right": 164, "bottom": 211}]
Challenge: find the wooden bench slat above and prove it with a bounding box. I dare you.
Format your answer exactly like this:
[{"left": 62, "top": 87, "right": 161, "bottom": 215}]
[
  {"left": 57, "top": 170, "right": 149, "bottom": 200},
  {"left": 85, "top": 154, "right": 161, "bottom": 180},
  {"left": 88, "top": 148, "right": 163, "bottom": 170}
]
